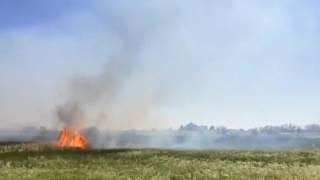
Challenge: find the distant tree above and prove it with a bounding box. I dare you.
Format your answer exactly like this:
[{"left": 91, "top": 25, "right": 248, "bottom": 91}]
[
  {"left": 83, "top": 127, "right": 101, "bottom": 145},
  {"left": 279, "top": 124, "right": 299, "bottom": 133},
  {"left": 248, "top": 128, "right": 258, "bottom": 135},
  {"left": 179, "top": 123, "right": 208, "bottom": 132},
  {"left": 209, "top": 126, "right": 215, "bottom": 131},
  {"left": 305, "top": 124, "right": 320, "bottom": 133},
  {"left": 21, "top": 126, "right": 38, "bottom": 133},
  {"left": 215, "top": 126, "right": 227, "bottom": 134},
  {"left": 39, "top": 126, "right": 48, "bottom": 137},
  {"left": 178, "top": 125, "right": 184, "bottom": 131}
]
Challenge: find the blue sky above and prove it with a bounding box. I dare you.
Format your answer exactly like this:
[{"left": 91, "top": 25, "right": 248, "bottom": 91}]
[{"left": 0, "top": 0, "right": 320, "bottom": 130}]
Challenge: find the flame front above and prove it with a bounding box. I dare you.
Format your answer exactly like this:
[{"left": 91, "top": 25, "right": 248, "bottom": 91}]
[{"left": 58, "top": 128, "right": 89, "bottom": 149}]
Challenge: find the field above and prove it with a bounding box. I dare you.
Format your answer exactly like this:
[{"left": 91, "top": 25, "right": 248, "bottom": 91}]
[{"left": 1, "top": 143, "right": 320, "bottom": 179}]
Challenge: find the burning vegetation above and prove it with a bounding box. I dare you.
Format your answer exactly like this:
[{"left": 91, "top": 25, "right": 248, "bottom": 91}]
[
  {"left": 56, "top": 103, "right": 89, "bottom": 149},
  {"left": 58, "top": 128, "right": 89, "bottom": 149}
]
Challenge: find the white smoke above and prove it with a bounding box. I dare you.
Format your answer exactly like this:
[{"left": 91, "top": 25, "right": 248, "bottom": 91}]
[{"left": 0, "top": 0, "right": 319, "bottom": 130}]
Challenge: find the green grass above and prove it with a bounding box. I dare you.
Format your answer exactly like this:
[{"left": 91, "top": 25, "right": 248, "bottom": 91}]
[{"left": 1, "top": 144, "right": 320, "bottom": 179}]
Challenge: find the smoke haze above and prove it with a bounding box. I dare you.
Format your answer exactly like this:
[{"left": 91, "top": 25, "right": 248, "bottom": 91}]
[{"left": 0, "top": 0, "right": 320, "bottom": 130}]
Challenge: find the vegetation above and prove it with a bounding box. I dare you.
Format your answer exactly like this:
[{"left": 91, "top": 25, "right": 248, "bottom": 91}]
[{"left": 1, "top": 143, "right": 320, "bottom": 180}]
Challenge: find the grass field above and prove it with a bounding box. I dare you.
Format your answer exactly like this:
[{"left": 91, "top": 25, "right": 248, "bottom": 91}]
[{"left": 1, "top": 144, "right": 320, "bottom": 179}]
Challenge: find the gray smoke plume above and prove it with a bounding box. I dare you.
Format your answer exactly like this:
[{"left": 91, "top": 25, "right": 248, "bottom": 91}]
[
  {"left": 53, "top": 0, "right": 320, "bottom": 146},
  {"left": 56, "top": 57, "right": 133, "bottom": 123},
  {"left": 56, "top": 102, "right": 85, "bottom": 128},
  {"left": 54, "top": 31, "right": 168, "bottom": 129},
  {"left": 1, "top": 1, "right": 319, "bottom": 150},
  {"left": 55, "top": 1, "right": 198, "bottom": 131}
]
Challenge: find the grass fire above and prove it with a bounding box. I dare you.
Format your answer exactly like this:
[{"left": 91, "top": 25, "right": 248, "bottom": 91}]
[
  {"left": 58, "top": 128, "right": 89, "bottom": 150},
  {"left": 1, "top": 0, "right": 320, "bottom": 179}
]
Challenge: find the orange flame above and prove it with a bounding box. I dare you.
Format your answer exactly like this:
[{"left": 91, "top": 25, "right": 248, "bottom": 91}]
[{"left": 58, "top": 128, "right": 89, "bottom": 149}]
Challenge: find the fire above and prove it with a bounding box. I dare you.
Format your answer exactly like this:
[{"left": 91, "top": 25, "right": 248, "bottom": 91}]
[{"left": 58, "top": 128, "right": 89, "bottom": 149}]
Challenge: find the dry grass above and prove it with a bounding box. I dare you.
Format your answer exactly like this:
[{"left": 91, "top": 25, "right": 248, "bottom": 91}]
[{"left": 1, "top": 143, "right": 320, "bottom": 179}]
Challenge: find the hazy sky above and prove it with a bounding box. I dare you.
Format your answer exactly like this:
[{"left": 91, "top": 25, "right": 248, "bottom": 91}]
[{"left": 1, "top": 0, "right": 320, "bottom": 130}]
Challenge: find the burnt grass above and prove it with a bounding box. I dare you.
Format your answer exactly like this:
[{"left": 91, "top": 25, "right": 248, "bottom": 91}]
[{"left": 1, "top": 143, "right": 320, "bottom": 179}]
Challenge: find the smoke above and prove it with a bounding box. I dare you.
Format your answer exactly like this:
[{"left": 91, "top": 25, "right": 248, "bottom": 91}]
[
  {"left": 55, "top": 38, "right": 168, "bottom": 130},
  {"left": 52, "top": 0, "right": 320, "bottom": 131},
  {"left": 0, "top": 0, "right": 320, "bottom": 131},
  {"left": 56, "top": 102, "right": 85, "bottom": 128},
  {"left": 56, "top": 59, "right": 130, "bottom": 126},
  {"left": 55, "top": 1, "right": 183, "bottom": 130}
]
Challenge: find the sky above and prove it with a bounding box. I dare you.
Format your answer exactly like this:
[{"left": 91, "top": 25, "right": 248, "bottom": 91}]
[{"left": 0, "top": 0, "right": 320, "bottom": 130}]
